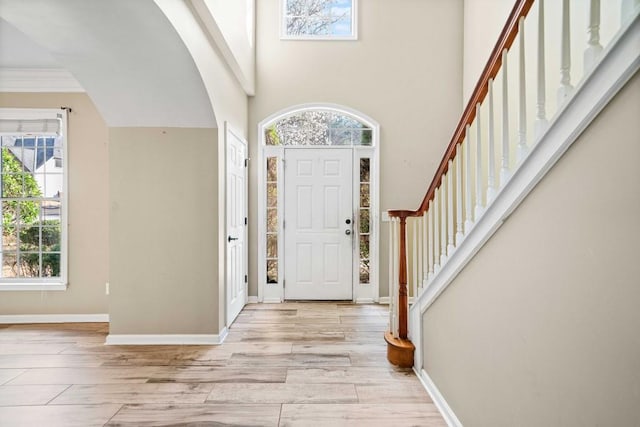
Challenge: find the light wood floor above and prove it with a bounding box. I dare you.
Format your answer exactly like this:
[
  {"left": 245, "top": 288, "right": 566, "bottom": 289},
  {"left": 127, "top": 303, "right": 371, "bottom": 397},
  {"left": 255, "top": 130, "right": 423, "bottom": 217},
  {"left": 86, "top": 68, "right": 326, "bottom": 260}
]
[{"left": 0, "top": 303, "right": 446, "bottom": 426}]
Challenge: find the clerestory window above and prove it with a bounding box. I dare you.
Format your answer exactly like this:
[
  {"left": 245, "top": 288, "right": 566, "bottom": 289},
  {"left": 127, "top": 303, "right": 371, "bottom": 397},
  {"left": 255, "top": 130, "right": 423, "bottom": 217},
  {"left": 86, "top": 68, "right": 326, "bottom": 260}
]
[
  {"left": 0, "top": 109, "right": 67, "bottom": 290},
  {"left": 282, "top": 0, "right": 357, "bottom": 40}
]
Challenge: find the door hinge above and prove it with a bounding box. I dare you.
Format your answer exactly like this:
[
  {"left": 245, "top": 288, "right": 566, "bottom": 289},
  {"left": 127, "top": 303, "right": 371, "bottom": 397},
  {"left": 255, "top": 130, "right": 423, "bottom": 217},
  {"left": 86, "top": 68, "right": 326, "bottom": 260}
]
[
  {"left": 244, "top": 274, "right": 248, "bottom": 283},
  {"left": 244, "top": 217, "right": 248, "bottom": 225},
  {"left": 282, "top": 220, "right": 285, "bottom": 229},
  {"left": 244, "top": 158, "right": 249, "bottom": 167},
  {"left": 283, "top": 279, "right": 285, "bottom": 288}
]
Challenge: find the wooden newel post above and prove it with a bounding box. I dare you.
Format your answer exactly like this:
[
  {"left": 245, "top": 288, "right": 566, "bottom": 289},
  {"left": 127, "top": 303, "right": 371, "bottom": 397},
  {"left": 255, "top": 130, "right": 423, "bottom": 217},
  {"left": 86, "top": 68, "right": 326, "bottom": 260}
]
[
  {"left": 385, "top": 211, "right": 415, "bottom": 368},
  {"left": 397, "top": 216, "right": 408, "bottom": 339}
]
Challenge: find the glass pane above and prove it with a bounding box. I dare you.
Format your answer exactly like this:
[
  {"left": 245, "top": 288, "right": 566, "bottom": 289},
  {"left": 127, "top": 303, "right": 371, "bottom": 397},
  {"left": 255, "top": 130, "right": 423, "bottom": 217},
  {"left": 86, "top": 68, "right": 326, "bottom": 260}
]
[
  {"left": 330, "top": 114, "right": 364, "bottom": 129},
  {"left": 42, "top": 253, "right": 61, "bottom": 277},
  {"left": 359, "top": 158, "right": 370, "bottom": 183},
  {"left": 331, "top": 16, "right": 352, "bottom": 36},
  {"left": 359, "top": 235, "right": 370, "bottom": 260},
  {"left": 359, "top": 209, "right": 370, "bottom": 234},
  {"left": 267, "top": 183, "right": 277, "bottom": 207},
  {"left": 19, "top": 253, "right": 40, "bottom": 278},
  {"left": 2, "top": 173, "right": 22, "bottom": 197},
  {"left": 29, "top": 173, "right": 44, "bottom": 197},
  {"left": 41, "top": 200, "right": 61, "bottom": 221},
  {"left": 360, "top": 129, "right": 373, "bottom": 146},
  {"left": 267, "top": 208, "right": 278, "bottom": 232},
  {"left": 1, "top": 252, "right": 17, "bottom": 278},
  {"left": 1, "top": 200, "right": 17, "bottom": 224},
  {"left": 286, "top": 16, "right": 310, "bottom": 36},
  {"left": 19, "top": 225, "right": 40, "bottom": 251},
  {"left": 267, "top": 157, "right": 278, "bottom": 182},
  {"left": 18, "top": 201, "right": 40, "bottom": 224},
  {"left": 359, "top": 184, "right": 370, "bottom": 207},
  {"left": 2, "top": 226, "right": 17, "bottom": 251},
  {"left": 267, "top": 260, "right": 278, "bottom": 284},
  {"left": 267, "top": 234, "right": 278, "bottom": 259},
  {"left": 265, "top": 126, "right": 281, "bottom": 146},
  {"left": 329, "top": 128, "right": 351, "bottom": 146},
  {"left": 360, "top": 259, "right": 370, "bottom": 284},
  {"left": 41, "top": 224, "right": 61, "bottom": 251}
]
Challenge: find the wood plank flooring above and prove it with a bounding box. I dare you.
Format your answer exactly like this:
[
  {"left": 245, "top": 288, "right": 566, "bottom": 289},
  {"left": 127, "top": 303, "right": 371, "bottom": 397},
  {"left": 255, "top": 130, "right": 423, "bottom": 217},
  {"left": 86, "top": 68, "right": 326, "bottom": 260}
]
[{"left": 0, "top": 303, "right": 446, "bottom": 426}]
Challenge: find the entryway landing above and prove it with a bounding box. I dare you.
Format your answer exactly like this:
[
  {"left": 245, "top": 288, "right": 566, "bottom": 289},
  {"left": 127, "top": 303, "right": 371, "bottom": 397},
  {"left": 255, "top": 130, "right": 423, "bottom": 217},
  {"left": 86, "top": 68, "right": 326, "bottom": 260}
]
[{"left": 0, "top": 303, "right": 446, "bottom": 426}]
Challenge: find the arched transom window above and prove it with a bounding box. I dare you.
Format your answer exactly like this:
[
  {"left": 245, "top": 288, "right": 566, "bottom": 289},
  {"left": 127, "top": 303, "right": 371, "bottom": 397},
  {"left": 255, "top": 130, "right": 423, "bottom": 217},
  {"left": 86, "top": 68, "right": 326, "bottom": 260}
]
[{"left": 265, "top": 110, "right": 372, "bottom": 146}]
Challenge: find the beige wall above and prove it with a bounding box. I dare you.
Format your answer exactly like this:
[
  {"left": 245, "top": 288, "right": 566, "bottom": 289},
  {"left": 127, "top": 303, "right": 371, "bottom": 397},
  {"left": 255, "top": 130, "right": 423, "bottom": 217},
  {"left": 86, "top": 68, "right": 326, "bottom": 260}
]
[
  {"left": 249, "top": 0, "right": 464, "bottom": 297},
  {"left": 0, "top": 92, "right": 109, "bottom": 315},
  {"left": 422, "top": 72, "right": 640, "bottom": 426},
  {"left": 109, "top": 127, "right": 219, "bottom": 334}
]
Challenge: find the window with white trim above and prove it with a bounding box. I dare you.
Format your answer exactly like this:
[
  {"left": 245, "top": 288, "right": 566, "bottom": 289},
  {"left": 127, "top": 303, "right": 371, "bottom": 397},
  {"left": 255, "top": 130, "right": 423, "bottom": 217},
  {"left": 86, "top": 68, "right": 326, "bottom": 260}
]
[
  {"left": 282, "top": 0, "right": 357, "bottom": 40},
  {"left": 0, "top": 109, "right": 67, "bottom": 288}
]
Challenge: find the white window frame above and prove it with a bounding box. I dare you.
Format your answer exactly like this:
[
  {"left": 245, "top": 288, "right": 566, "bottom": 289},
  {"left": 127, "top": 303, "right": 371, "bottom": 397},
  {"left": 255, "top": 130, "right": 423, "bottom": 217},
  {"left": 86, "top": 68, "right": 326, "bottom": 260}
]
[
  {"left": 280, "top": 0, "right": 358, "bottom": 41},
  {"left": 258, "top": 103, "right": 379, "bottom": 303},
  {"left": 0, "top": 108, "right": 68, "bottom": 291}
]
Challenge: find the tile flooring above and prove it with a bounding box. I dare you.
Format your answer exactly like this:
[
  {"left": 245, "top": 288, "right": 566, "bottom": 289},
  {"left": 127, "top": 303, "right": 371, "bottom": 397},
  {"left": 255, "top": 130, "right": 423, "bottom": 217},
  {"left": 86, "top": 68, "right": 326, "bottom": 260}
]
[{"left": 0, "top": 302, "right": 446, "bottom": 426}]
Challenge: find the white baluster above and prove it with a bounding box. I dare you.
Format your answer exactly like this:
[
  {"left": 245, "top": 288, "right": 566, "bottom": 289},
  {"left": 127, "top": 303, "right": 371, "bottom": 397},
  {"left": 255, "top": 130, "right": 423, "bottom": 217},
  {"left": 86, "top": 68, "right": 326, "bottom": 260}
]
[
  {"left": 558, "top": 0, "right": 574, "bottom": 105},
  {"left": 487, "top": 78, "right": 497, "bottom": 203},
  {"left": 412, "top": 218, "right": 418, "bottom": 298},
  {"left": 388, "top": 218, "right": 395, "bottom": 335},
  {"left": 474, "top": 103, "right": 484, "bottom": 219},
  {"left": 517, "top": 17, "right": 529, "bottom": 163},
  {"left": 535, "top": 0, "right": 549, "bottom": 139},
  {"left": 419, "top": 212, "right": 429, "bottom": 288},
  {"left": 500, "top": 49, "right": 511, "bottom": 186},
  {"left": 464, "top": 128, "right": 473, "bottom": 232},
  {"left": 447, "top": 160, "right": 455, "bottom": 256},
  {"left": 584, "top": 0, "right": 603, "bottom": 72},
  {"left": 621, "top": 0, "right": 640, "bottom": 25},
  {"left": 440, "top": 182, "right": 447, "bottom": 266},
  {"left": 455, "top": 150, "right": 464, "bottom": 245},
  {"left": 427, "top": 200, "right": 434, "bottom": 279},
  {"left": 433, "top": 191, "right": 440, "bottom": 274}
]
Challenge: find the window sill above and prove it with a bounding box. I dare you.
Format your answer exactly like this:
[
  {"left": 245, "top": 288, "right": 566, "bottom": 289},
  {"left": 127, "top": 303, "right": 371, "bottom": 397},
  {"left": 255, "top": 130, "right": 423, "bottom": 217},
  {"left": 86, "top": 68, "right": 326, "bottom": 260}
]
[{"left": 0, "top": 282, "right": 68, "bottom": 291}]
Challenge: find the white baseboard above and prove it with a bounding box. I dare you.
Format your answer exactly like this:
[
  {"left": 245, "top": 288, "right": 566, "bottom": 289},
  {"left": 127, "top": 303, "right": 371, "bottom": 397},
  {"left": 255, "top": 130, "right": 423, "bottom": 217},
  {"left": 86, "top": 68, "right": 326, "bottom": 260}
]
[
  {"left": 378, "top": 297, "right": 390, "bottom": 304},
  {"left": 0, "top": 314, "right": 109, "bottom": 324},
  {"left": 355, "top": 297, "right": 375, "bottom": 304},
  {"left": 262, "top": 297, "right": 282, "bottom": 303},
  {"left": 105, "top": 327, "right": 228, "bottom": 346},
  {"left": 415, "top": 368, "right": 463, "bottom": 427},
  {"left": 247, "top": 296, "right": 259, "bottom": 303}
]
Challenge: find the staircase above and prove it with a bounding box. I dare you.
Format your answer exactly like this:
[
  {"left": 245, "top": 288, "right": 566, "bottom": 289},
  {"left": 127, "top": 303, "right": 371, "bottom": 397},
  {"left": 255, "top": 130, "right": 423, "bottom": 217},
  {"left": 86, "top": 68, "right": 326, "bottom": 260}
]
[{"left": 386, "top": 0, "right": 640, "bottom": 420}]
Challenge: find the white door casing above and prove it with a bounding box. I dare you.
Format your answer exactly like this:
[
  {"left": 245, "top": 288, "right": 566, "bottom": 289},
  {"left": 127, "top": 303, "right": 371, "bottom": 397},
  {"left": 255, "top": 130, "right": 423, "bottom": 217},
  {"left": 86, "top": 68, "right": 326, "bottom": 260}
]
[
  {"left": 226, "top": 127, "right": 248, "bottom": 324},
  {"left": 284, "top": 148, "right": 353, "bottom": 300},
  {"left": 258, "top": 104, "right": 380, "bottom": 304}
]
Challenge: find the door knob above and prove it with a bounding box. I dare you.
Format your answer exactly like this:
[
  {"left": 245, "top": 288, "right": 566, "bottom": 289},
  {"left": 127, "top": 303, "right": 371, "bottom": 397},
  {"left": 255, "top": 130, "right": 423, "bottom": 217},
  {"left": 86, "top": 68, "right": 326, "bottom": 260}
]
[
  {"left": 345, "top": 229, "right": 351, "bottom": 235},
  {"left": 228, "top": 235, "right": 239, "bottom": 242},
  {"left": 345, "top": 219, "right": 351, "bottom": 224}
]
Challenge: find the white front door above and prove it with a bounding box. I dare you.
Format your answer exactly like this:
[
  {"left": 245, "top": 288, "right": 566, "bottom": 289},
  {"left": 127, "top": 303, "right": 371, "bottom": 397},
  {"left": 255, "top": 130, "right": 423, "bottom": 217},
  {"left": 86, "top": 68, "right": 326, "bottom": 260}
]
[
  {"left": 284, "top": 148, "right": 353, "bottom": 300},
  {"left": 226, "top": 128, "right": 248, "bottom": 325}
]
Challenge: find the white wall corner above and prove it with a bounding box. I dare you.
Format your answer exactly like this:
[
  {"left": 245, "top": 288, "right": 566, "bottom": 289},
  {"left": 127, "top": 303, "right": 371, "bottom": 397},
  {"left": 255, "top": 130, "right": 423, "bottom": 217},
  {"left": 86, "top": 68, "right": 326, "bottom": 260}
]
[{"left": 247, "top": 296, "right": 259, "bottom": 303}]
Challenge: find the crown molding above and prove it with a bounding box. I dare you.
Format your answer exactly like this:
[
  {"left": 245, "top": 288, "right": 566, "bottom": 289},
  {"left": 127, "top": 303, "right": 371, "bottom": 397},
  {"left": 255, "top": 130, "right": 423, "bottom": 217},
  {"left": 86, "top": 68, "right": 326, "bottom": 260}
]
[{"left": 0, "top": 68, "right": 85, "bottom": 93}]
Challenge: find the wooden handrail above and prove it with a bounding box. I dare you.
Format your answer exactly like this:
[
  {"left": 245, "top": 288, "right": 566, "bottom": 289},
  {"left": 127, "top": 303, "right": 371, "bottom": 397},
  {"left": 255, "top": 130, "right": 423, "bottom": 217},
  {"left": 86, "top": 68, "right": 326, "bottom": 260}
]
[
  {"left": 386, "top": 0, "right": 536, "bottom": 368},
  {"left": 389, "top": 0, "right": 535, "bottom": 219}
]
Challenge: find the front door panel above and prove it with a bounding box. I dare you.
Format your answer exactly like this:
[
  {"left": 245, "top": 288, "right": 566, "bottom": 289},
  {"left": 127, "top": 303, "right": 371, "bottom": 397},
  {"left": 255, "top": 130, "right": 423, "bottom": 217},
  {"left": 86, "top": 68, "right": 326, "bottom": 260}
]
[{"left": 284, "top": 148, "right": 353, "bottom": 300}]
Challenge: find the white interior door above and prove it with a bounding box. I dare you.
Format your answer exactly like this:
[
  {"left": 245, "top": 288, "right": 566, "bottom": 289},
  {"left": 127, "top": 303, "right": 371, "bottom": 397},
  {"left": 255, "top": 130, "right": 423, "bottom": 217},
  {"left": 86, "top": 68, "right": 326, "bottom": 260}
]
[
  {"left": 226, "top": 128, "right": 247, "bottom": 325},
  {"left": 284, "top": 148, "right": 353, "bottom": 300}
]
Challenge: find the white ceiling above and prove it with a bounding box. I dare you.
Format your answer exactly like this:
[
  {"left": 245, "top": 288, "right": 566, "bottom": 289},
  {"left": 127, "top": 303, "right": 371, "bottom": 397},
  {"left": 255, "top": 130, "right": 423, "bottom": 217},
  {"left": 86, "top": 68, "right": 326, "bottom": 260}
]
[
  {"left": 0, "top": 0, "right": 216, "bottom": 128},
  {"left": 0, "top": 18, "right": 59, "bottom": 68}
]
